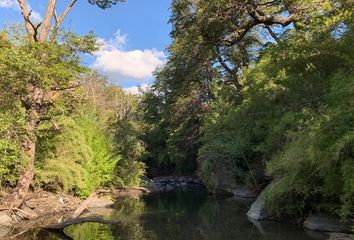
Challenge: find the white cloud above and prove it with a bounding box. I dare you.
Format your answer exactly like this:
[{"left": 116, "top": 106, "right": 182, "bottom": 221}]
[
  {"left": 97, "top": 30, "right": 127, "bottom": 49},
  {"left": 92, "top": 30, "right": 165, "bottom": 83},
  {"left": 0, "top": 0, "right": 17, "bottom": 9},
  {"left": 124, "top": 84, "right": 150, "bottom": 95},
  {"left": 0, "top": 0, "right": 42, "bottom": 22},
  {"left": 29, "top": 10, "right": 42, "bottom": 23}
]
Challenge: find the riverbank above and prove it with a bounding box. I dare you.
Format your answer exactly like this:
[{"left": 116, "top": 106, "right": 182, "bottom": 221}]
[
  {"left": 225, "top": 185, "right": 354, "bottom": 239},
  {"left": 1, "top": 179, "right": 353, "bottom": 240},
  {"left": 0, "top": 176, "right": 204, "bottom": 239},
  {"left": 0, "top": 188, "right": 150, "bottom": 239}
]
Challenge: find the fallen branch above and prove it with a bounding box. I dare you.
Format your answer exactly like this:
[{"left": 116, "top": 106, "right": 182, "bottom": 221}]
[
  {"left": 0, "top": 207, "right": 35, "bottom": 219},
  {"left": 69, "top": 189, "right": 111, "bottom": 220},
  {"left": 45, "top": 215, "right": 121, "bottom": 229}
]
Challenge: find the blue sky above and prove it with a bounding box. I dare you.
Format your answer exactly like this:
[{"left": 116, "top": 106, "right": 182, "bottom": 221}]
[{"left": 0, "top": 0, "right": 172, "bottom": 92}]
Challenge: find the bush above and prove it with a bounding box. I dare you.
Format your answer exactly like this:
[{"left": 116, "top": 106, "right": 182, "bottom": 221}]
[{"left": 35, "top": 113, "right": 119, "bottom": 197}]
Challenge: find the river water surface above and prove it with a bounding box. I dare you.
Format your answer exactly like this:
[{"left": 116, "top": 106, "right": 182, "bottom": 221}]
[{"left": 23, "top": 189, "right": 328, "bottom": 240}]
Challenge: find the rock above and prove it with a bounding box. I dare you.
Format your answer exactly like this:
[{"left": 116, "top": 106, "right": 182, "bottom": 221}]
[
  {"left": 149, "top": 176, "right": 204, "bottom": 192},
  {"left": 165, "top": 184, "right": 174, "bottom": 191},
  {"left": 18, "top": 207, "right": 38, "bottom": 220},
  {"left": 247, "top": 184, "right": 274, "bottom": 221},
  {"left": 176, "top": 182, "right": 187, "bottom": 187},
  {"left": 58, "top": 197, "right": 65, "bottom": 205},
  {"left": 87, "top": 197, "right": 114, "bottom": 208},
  {"left": 0, "top": 226, "right": 11, "bottom": 239},
  {"left": 0, "top": 212, "right": 12, "bottom": 227},
  {"left": 304, "top": 215, "right": 353, "bottom": 233},
  {"left": 25, "top": 192, "right": 81, "bottom": 217},
  {"left": 232, "top": 186, "right": 257, "bottom": 198},
  {"left": 328, "top": 233, "right": 354, "bottom": 240},
  {"left": 247, "top": 196, "right": 268, "bottom": 221},
  {"left": 0, "top": 212, "right": 13, "bottom": 238}
]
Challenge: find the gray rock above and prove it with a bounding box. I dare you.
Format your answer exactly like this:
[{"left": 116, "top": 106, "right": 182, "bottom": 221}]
[
  {"left": 176, "top": 182, "right": 187, "bottom": 187},
  {"left": 247, "top": 196, "right": 268, "bottom": 221},
  {"left": 232, "top": 186, "right": 257, "bottom": 198},
  {"left": 328, "top": 233, "right": 354, "bottom": 240},
  {"left": 165, "top": 184, "right": 174, "bottom": 191},
  {"left": 304, "top": 215, "right": 353, "bottom": 233},
  {"left": 0, "top": 212, "right": 12, "bottom": 227}
]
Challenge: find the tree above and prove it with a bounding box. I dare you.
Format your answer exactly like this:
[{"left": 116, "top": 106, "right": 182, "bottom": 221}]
[
  {"left": 141, "top": 0, "right": 307, "bottom": 174},
  {"left": 1, "top": 0, "right": 125, "bottom": 207}
]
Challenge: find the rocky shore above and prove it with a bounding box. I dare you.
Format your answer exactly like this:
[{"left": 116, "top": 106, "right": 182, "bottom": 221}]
[
  {"left": 147, "top": 176, "right": 204, "bottom": 192},
  {"left": 0, "top": 176, "right": 204, "bottom": 239},
  {"left": 0, "top": 187, "right": 150, "bottom": 239},
  {"left": 242, "top": 185, "right": 354, "bottom": 239}
]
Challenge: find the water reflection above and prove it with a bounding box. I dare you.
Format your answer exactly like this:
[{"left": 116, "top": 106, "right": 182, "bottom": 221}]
[{"left": 21, "top": 189, "right": 329, "bottom": 240}]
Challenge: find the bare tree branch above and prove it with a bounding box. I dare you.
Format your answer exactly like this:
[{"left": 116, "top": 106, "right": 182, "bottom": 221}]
[
  {"left": 257, "top": 0, "right": 279, "bottom": 7},
  {"left": 264, "top": 25, "right": 281, "bottom": 43},
  {"left": 39, "top": 0, "right": 57, "bottom": 42},
  {"left": 16, "top": 0, "right": 37, "bottom": 41},
  {"left": 217, "top": 56, "right": 237, "bottom": 76},
  {"left": 53, "top": 9, "right": 59, "bottom": 23},
  {"left": 51, "top": 0, "right": 78, "bottom": 42},
  {"left": 247, "top": 1, "right": 296, "bottom": 27},
  {"left": 50, "top": 84, "right": 81, "bottom": 91}
]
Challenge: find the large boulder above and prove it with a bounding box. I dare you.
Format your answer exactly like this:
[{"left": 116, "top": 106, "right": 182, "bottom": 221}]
[
  {"left": 246, "top": 184, "right": 274, "bottom": 221},
  {"left": 247, "top": 196, "right": 268, "bottom": 221},
  {"left": 304, "top": 215, "right": 353, "bottom": 233}
]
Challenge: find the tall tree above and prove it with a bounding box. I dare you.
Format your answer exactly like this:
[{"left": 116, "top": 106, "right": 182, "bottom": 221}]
[{"left": 2, "top": 0, "right": 125, "bottom": 207}]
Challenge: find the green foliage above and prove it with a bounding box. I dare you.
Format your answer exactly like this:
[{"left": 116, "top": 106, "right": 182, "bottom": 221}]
[
  {"left": 195, "top": 0, "right": 354, "bottom": 218},
  {"left": 33, "top": 75, "right": 146, "bottom": 196},
  {"left": 35, "top": 112, "right": 119, "bottom": 197},
  {"left": 65, "top": 198, "right": 150, "bottom": 240},
  {"left": 113, "top": 94, "right": 146, "bottom": 187},
  {"left": 139, "top": 91, "right": 171, "bottom": 175},
  {"left": 0, "top": 25, "right": 145, "bottom": 195},
  {"left": 0, "top": 27, "right": 98, "bottom": 190},
  {"left": 0, "top": 110, "right": 24, "bottom": 187},
  {"left": 265, "top": 70, "right": 354, "bottom": 218}
]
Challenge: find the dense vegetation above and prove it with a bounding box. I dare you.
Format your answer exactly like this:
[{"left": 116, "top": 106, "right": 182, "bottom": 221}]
[
  {"left": 141, "top": 0, "right": 354, "bottom": 219},
  {"left": 0, "top": 30, "right": 144, "bottom": 198}
]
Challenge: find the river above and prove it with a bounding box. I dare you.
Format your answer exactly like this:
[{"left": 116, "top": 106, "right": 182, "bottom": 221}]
[{"left": 22, "top": 189, "right": 328, "bottom": 240}]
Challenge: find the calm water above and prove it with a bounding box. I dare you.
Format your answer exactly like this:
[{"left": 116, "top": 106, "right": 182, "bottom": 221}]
[{"left": 22, "top": 189, "right": 328, "bottom": 240}]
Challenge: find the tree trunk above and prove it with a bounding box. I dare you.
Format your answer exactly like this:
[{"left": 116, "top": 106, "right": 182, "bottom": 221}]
[
  {"left": 10, "top": 111, "right": 38, "bottom": 208},
  {"left": 5, "top": 84, "right": 42, "bottom": 207},
  {"left": 17, "top": 0, "right": 36, "bottom": 40},
  {"left": 39, "top": 0, "right": 57, "bottom": 42}
]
